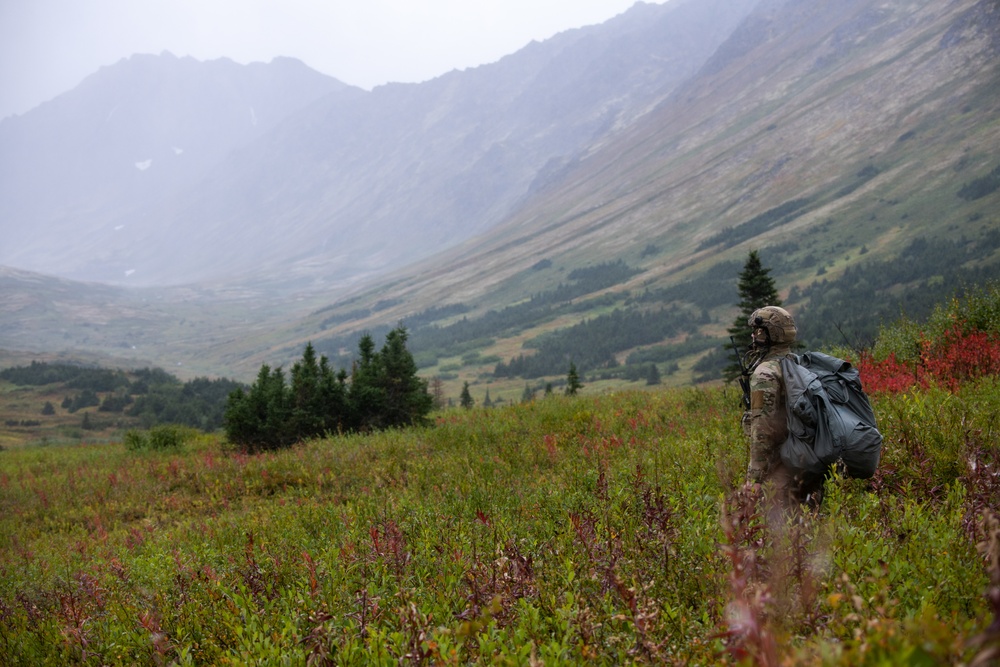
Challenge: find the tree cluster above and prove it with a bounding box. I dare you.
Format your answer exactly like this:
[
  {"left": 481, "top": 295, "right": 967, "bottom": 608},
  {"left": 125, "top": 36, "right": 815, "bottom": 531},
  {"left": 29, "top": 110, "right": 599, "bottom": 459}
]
[
  {"left": 697, "top": 198, "right": 814, "bottom": 251},
  {"left": 957, "top": 162, "right": 1000, "bottom": 201},
  {"left": 128, "top": 376, "right": 244, "bottom": 430},
  {"left": 62, "top": 389, "right": 101, "bottom": 413},
  {"left": 493, "top": 306, "right": 685, "bottom": 379},
  {"left": 795, "top": 231, "right": 1000, "bottom": 348},
  {"left": 224, "top": 327, "right": 432, "bottom": 453},
  {"left": 1, "top": 361, "right": 130, "bottom": 391},
  {"left": 2, "top": 361, "right": 241, "bottom": 430},
  {"left": 313, "top": 261, "right": 643, "bottom": 372}
]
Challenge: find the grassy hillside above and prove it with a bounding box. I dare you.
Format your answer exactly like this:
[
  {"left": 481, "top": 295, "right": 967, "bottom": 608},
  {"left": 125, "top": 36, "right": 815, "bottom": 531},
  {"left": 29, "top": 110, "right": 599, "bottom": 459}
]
[
  {"left": 0, "top": 362, "right": 242, "bottom": 449},
  {"left": 273, "top": 0, "right": 1000, "bottom": 403},
  {"left": 2, "top": 376, "right": 998, "bottom": 664}
]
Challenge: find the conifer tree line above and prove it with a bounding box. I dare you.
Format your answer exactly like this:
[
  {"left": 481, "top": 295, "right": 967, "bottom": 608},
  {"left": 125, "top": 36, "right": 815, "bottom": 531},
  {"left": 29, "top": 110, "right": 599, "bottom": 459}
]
[
  {"left": 0, "top": 361, "right": 241, "bottom": 430},
  {"left": 224, "top": 326, "right": 433, "bottom": 453}
]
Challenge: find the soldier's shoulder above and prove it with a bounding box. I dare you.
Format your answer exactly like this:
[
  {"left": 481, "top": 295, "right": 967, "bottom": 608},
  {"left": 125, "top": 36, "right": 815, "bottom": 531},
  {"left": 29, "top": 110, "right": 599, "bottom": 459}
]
[{"left": 751, "top": 358, "right": 783, "bottom": 383}]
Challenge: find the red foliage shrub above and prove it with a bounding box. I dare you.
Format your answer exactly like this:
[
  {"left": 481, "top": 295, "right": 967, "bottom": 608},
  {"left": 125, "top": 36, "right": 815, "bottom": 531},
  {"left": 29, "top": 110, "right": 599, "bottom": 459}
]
[
  {"left": 856, "top": 351, "right": 917, "bottom": 395},
  {"left": 856, "top": 323, "right": 1000, "bottom": 394}
]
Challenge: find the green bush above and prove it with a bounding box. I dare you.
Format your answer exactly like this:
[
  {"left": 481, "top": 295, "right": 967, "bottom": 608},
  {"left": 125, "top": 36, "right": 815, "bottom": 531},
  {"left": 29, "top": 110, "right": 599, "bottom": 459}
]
[
  {"left": 123, "top": 424, "right": 190, "bottom": 451},
  {"left": 225, "top": 330, "right": 432, "bottom": 453},
  {"left": 122, "top": 429, "right": 146, "bottom": 450},
  {"left": 874, "top": 280, "right": 1000, "bottom": 363}
]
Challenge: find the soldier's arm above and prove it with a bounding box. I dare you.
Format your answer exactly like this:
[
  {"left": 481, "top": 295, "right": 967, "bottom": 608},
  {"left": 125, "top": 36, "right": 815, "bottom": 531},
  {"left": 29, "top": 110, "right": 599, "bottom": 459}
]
[{"left": 746, "top": 364, "right": 782, "bottom": 483}]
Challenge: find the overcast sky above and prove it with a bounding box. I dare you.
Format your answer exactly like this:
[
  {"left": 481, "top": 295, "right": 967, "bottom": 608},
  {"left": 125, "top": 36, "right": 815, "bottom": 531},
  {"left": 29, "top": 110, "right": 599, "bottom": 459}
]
[{"left": 0, "top": 0, "right": 668, "bottom": 120}]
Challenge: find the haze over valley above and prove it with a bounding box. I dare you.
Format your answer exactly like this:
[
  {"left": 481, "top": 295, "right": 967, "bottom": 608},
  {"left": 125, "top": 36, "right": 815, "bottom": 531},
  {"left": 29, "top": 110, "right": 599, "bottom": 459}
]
[{"left": 2, "top": 0, "right": 999, "bottom": 395}]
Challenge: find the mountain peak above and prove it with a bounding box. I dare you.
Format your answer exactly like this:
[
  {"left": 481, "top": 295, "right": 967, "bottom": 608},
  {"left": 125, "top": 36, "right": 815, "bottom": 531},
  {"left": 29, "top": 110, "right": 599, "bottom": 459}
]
[
  {"left": 2, "top": 0, "right": 999, "bottom": 381},
  {"left": 2, "top": 0, "right": 998, "bottom": 297}
]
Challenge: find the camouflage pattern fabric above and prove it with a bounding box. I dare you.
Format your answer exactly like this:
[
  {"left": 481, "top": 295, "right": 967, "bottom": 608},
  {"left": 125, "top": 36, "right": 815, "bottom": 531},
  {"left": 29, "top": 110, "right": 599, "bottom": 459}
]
[{"left": 743, "top": 350, "right": 790, "bottom": 484}]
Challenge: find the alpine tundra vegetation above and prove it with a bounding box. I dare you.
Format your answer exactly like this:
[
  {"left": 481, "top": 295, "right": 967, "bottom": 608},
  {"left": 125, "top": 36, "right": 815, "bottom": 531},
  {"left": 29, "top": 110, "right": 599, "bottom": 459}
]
[
  {"left": 0, "top": 287, "right": 999, "bottom": 664},
  {"left": 2, "top": 0, "right": 1000, "bottom": 661}
]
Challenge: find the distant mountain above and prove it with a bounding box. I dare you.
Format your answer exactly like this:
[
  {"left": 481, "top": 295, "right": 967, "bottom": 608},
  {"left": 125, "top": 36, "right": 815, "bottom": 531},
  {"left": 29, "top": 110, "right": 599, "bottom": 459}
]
[
  {"left": 2, "top": 0, "right": 999, "bottom": 388},
  {"left": 0, "top": 53, "right": 355, "bottom": 282},
  {"left": 284, "top": 0, "right": 1000, "bottom": 380},
  {"left": 0, "top": 0, "right": 758, "bottom": 286}
]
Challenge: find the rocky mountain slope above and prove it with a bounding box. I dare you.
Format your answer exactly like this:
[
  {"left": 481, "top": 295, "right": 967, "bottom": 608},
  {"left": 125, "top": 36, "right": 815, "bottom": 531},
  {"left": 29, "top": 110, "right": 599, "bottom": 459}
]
[
  {"left": 0, "top": 54, "right": 352, "bottom": 282},
  {"left": 0, "top": 0, "right": 757, "bottom": 287},
  {"left": 282, "top": 0, "right": 1000, "bottom": 388},
  {"left": 2, "top": 0, "right": 999, "bottom": 389}
]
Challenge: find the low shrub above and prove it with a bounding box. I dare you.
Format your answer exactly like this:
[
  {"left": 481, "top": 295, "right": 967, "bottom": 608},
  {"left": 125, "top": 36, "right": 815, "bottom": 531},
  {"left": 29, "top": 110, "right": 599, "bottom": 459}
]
[
  {"left": 123, "top": 423, "right": 191, "bottom": 451},
  {"left": 859, "top": 281, "right": 1000, "bottom": 394},
  {"left": 0, "top": 384, "right": 996, "bottom": 665}
]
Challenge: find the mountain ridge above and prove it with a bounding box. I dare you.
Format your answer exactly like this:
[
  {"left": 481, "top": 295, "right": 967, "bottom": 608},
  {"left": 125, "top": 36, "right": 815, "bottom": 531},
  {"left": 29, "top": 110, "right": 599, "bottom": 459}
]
[
  {"left": 0, "top": 0, "right": 758, "bottom": 287},
  {"left": 277, "top": 0, "right": 1000, "bottom": 370},
  {"left": 2, "top": 0, "right": 1000, "bottom": 391},
  {"left": 0, "top": 52, "right": 353, "bottom": 282}
]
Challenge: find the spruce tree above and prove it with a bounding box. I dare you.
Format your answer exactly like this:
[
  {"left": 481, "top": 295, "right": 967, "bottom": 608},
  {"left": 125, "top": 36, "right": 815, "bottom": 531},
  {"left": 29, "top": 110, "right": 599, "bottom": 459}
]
[
  {"left": 565, "top": 362, "right": 582, "bottom": 396},
  {"left": 376, "top": 326, "right": 433, "bottom": 428},
  {"left": 430, "top": 377, "right": 446, "bottom": 410},
  {"left": 460, "top": 382, "right": 474, "bottom": 409},
  {"left": 725, "top": 249, "right": 782, "bottom": 381},
  {"left": 317, "top": 355, "right": 348, "bottom": 434},
  {"left": 290, "top": 343, "right": 323, "bottom": 440},
  {"left": 224, "top": 363, "right": 293, "bottom": 452},
  {"left": 349, "top": 333, "right": 386, "bottom": 430},
  {"left": 261, "top": 366, "right": 293, "bottom": 449}
]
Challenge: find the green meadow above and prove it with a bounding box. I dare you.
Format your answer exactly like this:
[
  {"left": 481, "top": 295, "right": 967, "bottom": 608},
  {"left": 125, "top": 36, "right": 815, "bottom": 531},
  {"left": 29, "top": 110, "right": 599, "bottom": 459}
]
[{"left": 1, "top": 379, "right": 998, "bottom": 665}]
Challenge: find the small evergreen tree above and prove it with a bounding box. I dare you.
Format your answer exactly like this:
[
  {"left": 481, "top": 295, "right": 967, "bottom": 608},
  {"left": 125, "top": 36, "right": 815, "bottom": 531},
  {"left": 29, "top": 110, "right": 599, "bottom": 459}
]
[
  {"left": 289, "top": 343, "right": 324, "bottom": 440},
  {"left": 565, "top": 362, "right": 582, "bottom": 396},
  {"left": 430, "top": 376, "right": 446, "bottom": 410},
  {"left": 316, "top": 356, "right": 348, "bottom": 434},
  {"left": 646, "top": 363, "right": 662, "bottom": 386},
  {"left": 521, "top": 383, "right": 536, "bottom": 403},
  {"left": 41, "top": 401, "right": 55, "bottom": 416},
  {"left": 375, "top": 326, "right": 433, "bottom": 429},
  {"left": 224, "top": 364, "right": 293, "bottom": 452},
  {"left": 725, "top": 250, "right": 782, "bottom": 381},
  {"left": 460, "top": 382, "right": 474, "bottom": 409},
  {"left": 482, "top": 389, "right": 493, "bottom": 408},
  {"left": 349, "top": 333, "right": 386, "bottom": 431}
]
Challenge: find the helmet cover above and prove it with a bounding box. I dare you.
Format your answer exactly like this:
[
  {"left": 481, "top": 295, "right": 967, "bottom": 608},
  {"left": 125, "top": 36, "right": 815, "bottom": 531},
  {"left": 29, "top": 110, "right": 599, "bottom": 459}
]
[{"left": 748, "top": 306, "right": 797, "bottom": 345}]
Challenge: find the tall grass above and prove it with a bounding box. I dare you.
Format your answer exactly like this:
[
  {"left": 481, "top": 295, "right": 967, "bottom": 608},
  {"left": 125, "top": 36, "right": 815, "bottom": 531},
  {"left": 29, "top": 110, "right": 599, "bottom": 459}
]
[{"left": 1, "top": 380, "right": 997, "bottom": 665}]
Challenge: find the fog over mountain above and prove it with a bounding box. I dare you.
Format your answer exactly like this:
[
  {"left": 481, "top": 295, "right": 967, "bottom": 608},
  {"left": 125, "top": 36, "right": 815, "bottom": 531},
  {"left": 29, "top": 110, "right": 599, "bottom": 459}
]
[
  {"left": 0, "top": 0, "right": 756, "bottom": 288},
  {"left": 2, "top": 0, "right": 999, "bottom": 382}
]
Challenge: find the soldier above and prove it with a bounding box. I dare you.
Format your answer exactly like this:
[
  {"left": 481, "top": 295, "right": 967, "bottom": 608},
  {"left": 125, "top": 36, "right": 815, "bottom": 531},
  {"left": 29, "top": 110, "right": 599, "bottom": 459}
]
[{"left": 741, "top": 306, "right": 824, "bottom": 508}]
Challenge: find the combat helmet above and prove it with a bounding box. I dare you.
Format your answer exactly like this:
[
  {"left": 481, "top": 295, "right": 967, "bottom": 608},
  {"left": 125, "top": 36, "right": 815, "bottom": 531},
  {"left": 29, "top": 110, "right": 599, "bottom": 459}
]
[{"left": 748, "top": 306, "right": 797, "bottom": 346}]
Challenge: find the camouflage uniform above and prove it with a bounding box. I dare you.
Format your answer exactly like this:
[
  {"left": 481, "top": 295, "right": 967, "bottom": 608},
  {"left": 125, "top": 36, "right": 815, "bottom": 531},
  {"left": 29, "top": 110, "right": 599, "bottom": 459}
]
[
  {"left": 741, "top": 306, "right": 823, "bottom": 507},
  {"left": 744, "top": 343, "right": 793, "bottom": 492}
]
